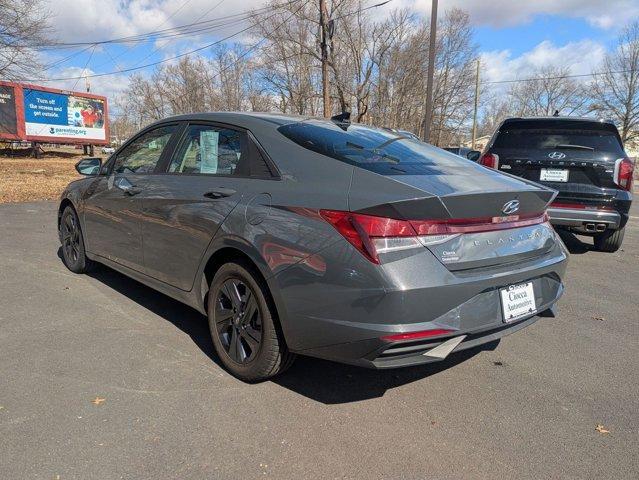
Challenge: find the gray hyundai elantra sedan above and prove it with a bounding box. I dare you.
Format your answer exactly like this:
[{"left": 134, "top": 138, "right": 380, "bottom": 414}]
[{"left": 58, "top": 112, "right": 568, "bottom": 381}]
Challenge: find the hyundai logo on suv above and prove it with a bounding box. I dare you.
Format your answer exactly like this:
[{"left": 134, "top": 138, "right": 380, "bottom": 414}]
[
  {"left": 502, "top": 200, "right": 520, "bottom": 215},
  {"left": 548, "top": 152, "right": 566, "bottom": 160}
]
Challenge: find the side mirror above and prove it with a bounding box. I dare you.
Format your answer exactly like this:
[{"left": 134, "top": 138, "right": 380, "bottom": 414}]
[
  {"left": 75, "top": 157, "right": 102, "bottom": 176},
  {"left": 467, "top": 150, "right": 481, "bottom": 162}
]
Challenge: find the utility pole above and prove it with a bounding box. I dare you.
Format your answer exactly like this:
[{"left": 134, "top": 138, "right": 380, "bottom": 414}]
[
  {"left": 422, "top": 0, "right": 438, "bottom": 143},
  {"left": 471, "top": 58, "right": 480, "bottom": 150},
  {"left": 319, "top": 0, "right": 331, "bottom": 117}
]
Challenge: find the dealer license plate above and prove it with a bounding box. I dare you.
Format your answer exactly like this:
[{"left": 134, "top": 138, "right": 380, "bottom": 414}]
[
  {"left": 540, "top": 168, "right": 569, "bottom": 182},
  {"left": 500, "top": 282, "right": 537, "bottom": 323}
]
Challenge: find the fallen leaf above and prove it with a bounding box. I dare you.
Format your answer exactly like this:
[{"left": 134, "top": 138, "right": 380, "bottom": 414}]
[
  {"left": 595, "top": 424, "right": 610, "bottom": 434},
  {"left": 592, "top": 316, "right": 604, "bottom": 321},
  {"left": 91, "top": 397, "right": 106, "bottom": 406}
]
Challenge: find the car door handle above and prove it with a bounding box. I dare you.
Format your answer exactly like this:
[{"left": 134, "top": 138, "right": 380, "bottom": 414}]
[
  {"left": 204, "top": 188, "right": 236, "bottom": 199},
  {"left": 123, "top": 186, "right": 142, "bottom": 196},
  {"left": 114, "top": 177, "right": 142, "bottom": 196}
]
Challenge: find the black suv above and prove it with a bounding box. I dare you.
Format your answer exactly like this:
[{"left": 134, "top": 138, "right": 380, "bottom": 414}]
[{"left": 480, "top": 117, "right": 634, "bottom": 252}]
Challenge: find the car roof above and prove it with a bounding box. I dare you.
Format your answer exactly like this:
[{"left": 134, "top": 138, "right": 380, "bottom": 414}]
[
  {"left": 146, "top": 111, "right": 319, "bottom": 131},
  {"left": 501, "top": 116, "right": 616, "bottom": 125}
]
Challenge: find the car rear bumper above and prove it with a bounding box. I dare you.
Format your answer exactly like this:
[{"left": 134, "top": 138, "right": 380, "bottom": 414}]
[
  {"left": 548, "top": 207, "right": 621, "bottom": 230},
  {"left": 277, "top": 235, "right": 568, "bottom": 369},
  {"left": 292, "top": 272, "right": 564, "bottom": 369}
]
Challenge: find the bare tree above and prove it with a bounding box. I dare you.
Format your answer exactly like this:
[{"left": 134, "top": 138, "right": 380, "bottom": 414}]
[
  {"left": 591, "top": 21, "right": 639, "bottom": 143},
  {"left": 430, "top": 9, "right": 478, "bottom": 146},
  {"left": 508, "top": 65, "right": 587, "bottom": 117},
  {"left": 0, "top": 0, "right": 51, "bottom": 80},
  {"left": 251, "top": 1, "right": 321, "bottom": 115},
  {"left": 477, "top": 95, "right": 512, "bottom": 138}
]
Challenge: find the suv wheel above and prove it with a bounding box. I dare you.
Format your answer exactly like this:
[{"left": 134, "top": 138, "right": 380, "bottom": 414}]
[
  {"left": 60, "top": 206, "right": 97, "bottom": 273},
  {"left": 594, "top": 227, "right": 625, "bottom": 253},
  {"left": 207, "top": 261, "right": 295, "bottom": 382}
]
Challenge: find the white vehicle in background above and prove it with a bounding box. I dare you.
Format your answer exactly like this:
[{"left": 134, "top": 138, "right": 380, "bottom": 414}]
[{"left": 101, "top": 146, "right": 115, "bottom": 154}]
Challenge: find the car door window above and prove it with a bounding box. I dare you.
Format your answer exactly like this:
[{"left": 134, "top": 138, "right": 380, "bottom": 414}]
[
  {"left": 113, "top": 125, "right": 177, "bottom": 174},
  {"left": 168, "top": 124, "right": 248, "bottom": 175}
]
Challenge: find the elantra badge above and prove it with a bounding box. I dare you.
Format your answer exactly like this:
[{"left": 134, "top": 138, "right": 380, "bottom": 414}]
[
  {"left": 548, "top": 152, "right": 566, "bottom": 160},
  {"left": 502, "top": 200, "right": 520, "bottom": 215}
]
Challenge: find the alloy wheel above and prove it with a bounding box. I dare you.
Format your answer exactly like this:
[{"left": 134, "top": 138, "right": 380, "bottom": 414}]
[
  {"left": 214, "top": 278, "right": 262, "bottom": 364},
  {"left": 61, "top": 213, "right": 81, "bottom": 264}
]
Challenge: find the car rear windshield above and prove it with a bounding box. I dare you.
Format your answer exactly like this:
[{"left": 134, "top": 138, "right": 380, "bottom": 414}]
[
  {"left": 277, "top": 120, "right": 469, "bottom": 175},
  {"left": 493, "top": 121, "right": 624, "bottom": 154}
]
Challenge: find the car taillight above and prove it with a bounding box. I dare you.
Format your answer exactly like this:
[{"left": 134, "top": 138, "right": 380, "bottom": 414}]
[
  {"left": 614, "top": 157, "right": 634, "bottom": 191},
  {"left": 319, "top": 210, "right": 423, "bottom": 264},
  {"left": 479, "top": 152, "right": 499, "bottom": 169},
  {"left": 319, "top": 210, "right": 548, "bottom": 264}
]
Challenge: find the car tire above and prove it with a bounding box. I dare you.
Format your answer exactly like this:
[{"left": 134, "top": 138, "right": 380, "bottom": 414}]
[
  {"left": 60, "top": 206, "right": 97, "bottom": 273},
  {"left": 207, "top": 261, "right": 295, "bottom": 382},
  {"left": 594, "top": 227, "right": 625, "bottom": 253}
]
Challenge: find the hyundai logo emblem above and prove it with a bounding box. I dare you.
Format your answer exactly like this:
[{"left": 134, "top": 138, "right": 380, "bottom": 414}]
[
  {"left": 502, "top": 200, "right": 520, "bottom": 215},
  {"left": 548, "top": 151, "right": 566, "bottom": 160}
]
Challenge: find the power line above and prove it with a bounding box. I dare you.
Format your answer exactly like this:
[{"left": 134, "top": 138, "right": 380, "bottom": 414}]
[
  {"left": 108, "top": 0, "right": 391, "bottom": 119},
  {"left": 483, "top": 68, "right": 635, "bottom": 85},
  {"left": 26, "top": 0, "right": 390, "bottom": 85},
  {"left": 71, "top": 45, "right": 97, "bottom": 91},
  {"left": 27, "top": 0, "right": 303, "bottom": 81},
  {"left": 23, "top": 6, "right": 287, "bottom": 83},
  {"left": 128, "top": 0, "right": 227, "bottom": 70},
  {"left": 93, "top": 0, "right": 200, "bottom": 72},
  {"left": 32, "top": 0, "right": 301, "bottom": 49}
]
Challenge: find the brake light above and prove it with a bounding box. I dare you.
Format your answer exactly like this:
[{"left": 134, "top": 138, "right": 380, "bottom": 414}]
[
  {"left": 381, "top": 328, "right": 454, "bottom": 342},
  {"left": 479, "top": 153, "right": 499, "bottom": 169},
  {"left": 614, "top": 157, "right": 634, "bottom": 191},
  {"left": 319, "top": 210, "right": 421, "bottom": 264},
  {"left": 550, "top": 202, "right": 615, "bottom": 211},
  {"left": 319, "top": 210, "right": 548, "bottom": 264}
]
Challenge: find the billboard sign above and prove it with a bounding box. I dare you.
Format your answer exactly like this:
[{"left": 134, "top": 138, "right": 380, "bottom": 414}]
[
  {"left": 0, "top": 84, "right": 19, "bottom": 138},
  {"left": 23, "top": 88, "right": 106, "bottom": 142},
  {"left": 0, "top": 82, "right": 108, "bottom": 145}
]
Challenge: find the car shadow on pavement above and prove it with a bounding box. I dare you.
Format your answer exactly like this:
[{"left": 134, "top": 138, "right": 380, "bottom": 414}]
[
  {"left": 58, "top": 248, "right": 495, "bottom": 405},
  {"left": 271, "top": 347, "right": 490, "bottom": 404},
  {"left": 556, "top": 229, "right": 593, "bottom": 254}
]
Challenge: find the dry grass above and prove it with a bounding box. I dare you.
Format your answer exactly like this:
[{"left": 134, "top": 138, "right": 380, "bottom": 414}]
[{"left": 0, "top": 155, "right": 83, "bottom": 203}]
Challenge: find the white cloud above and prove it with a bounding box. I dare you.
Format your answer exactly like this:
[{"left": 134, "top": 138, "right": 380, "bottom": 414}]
[
  {"left": 46, "top": 0, "right": 267, "bottom": 44},
  {"left": 42, "top": 66, "right": 130, "bottom": 103},
  {"left": 480, "top": 39, "right": 607, "bottom": 90},
  {"left": 410, "top": 0, "right": 639, "bottom": 29}
]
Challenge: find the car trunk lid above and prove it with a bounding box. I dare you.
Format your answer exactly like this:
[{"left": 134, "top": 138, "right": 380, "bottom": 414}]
[{"left": 349, "top": 165, "right": 557, "bottom": 270}]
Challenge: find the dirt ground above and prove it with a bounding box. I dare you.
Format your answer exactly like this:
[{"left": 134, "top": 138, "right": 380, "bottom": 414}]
[{"left": 0, "top": 146, "right": 105, "bottom": 203}]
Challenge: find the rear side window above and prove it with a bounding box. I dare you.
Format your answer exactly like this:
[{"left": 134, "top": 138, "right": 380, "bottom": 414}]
[
  {"left": 169, "top": 124, "right": 247, "bottom": 176},
  {"left": 278, "top": 120, "right": 469, "bottom": 175},
  {"left": 493, "top": 122, "right": 624, "bottom": 155}
]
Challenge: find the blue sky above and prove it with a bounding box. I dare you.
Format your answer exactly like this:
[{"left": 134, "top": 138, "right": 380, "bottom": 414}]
[
  {"left": 36, "top": 0, "right": 639, "bottom": 100},
  {"left": 475, "top": 15, "right": 617, "bottom": 57}
]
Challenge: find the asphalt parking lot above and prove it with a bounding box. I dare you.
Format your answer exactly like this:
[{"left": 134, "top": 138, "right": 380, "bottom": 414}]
[{"left": 1, "top": 201, "right": 638, "bottom": 479}]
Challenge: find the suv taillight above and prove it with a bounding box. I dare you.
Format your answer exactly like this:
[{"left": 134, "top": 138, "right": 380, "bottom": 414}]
[
  {"left": 319, "top": 210, "right": 548, "bottom": 264},
  {"left": 614, "top": 157, "right": 635, "bottom": 191},
  {"left": 479, "top": 153, "right": 499, "bottom": 169}
]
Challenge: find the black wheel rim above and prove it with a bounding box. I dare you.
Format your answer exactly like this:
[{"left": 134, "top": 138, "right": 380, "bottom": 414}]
[
  {"left": 61, "top": 214, "right": 80, "bottom": 264},
  {"left": 214, "top": 278, "right": 262, "bottom": 364}
]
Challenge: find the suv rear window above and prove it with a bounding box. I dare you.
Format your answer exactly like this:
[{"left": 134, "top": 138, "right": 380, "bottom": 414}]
[
  {"left": 493, "top": 121, "right": 624, "bottom": 155},
  {"left": 278, "top": 120, "right": 468, "bottom": 175}
]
